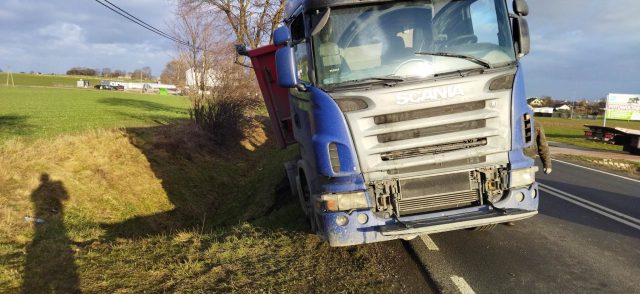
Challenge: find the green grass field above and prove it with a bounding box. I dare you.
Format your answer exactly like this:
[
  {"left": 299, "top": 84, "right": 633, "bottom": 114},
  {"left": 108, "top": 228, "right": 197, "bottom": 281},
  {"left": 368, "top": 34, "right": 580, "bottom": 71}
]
[
  {"left": 0, "top": 73, "right": 102, "bottom": 88},
  {"left": 0, "top": 86, "right": 189, "bottom": 140},
  {"left": 537, "top": 117, "right": 640, "bottom": 151}
]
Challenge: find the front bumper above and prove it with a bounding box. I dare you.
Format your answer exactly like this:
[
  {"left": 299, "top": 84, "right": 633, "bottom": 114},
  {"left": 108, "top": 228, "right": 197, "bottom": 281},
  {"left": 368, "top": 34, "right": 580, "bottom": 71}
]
[
  {"left": 322, "top": 183, "right": 539, "bottom": 247},
  {"left": 378, "top": 209, "right": 536, "bottom": 236}
]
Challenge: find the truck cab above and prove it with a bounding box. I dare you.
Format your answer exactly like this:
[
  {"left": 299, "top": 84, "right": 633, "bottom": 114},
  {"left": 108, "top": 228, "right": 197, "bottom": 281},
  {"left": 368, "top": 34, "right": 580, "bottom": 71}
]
[{"left": 246, "top": 0, "right": 538, "bottom": 246}]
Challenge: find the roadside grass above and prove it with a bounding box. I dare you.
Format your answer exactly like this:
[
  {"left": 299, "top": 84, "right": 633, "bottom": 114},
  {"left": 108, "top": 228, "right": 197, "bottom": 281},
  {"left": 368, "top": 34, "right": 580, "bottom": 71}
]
[
  {"left": 536, "top": 117, "right": 640, "bottom": 151},
  {"left": 0, "top": 86, "right": 189, "bottom": 141},
  {"left": 0, "top": 121, "right": 421, "bottom": 292},
  {"left": 553, "top": 154, "right": 640, "bottom": 180}
]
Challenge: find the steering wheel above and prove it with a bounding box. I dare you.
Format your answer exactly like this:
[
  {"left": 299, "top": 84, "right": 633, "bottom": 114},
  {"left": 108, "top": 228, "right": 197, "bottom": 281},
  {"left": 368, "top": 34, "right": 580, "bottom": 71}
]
[{"left": 394, "top": 59, "right": 434, "bottom": 78}]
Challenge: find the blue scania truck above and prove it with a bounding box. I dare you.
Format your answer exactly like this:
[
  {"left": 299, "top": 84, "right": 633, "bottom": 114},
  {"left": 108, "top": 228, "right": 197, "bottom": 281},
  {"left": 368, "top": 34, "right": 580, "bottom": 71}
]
[{"left": 244, "top": 0, "right": 538, "bottom": 247}]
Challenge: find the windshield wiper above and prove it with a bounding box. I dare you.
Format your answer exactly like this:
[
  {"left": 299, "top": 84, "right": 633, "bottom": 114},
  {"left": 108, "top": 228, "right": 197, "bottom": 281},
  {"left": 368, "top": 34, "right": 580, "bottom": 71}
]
[
  {"left": 414, "top": 52, "right": 493, "bottom": 69},
  {"left": 330, "top": 76, "right": 405, "bottom": 89}
]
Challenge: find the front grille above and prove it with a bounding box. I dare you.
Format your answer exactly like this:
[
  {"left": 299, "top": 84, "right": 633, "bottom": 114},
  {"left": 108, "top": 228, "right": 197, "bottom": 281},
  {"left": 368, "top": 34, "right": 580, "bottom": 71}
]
[
  {"left": 398, "top": 191, "right": 479, "bottom": 215},
  {"left": 397, "top": 172, "right": 480, "bottom": 215},
  {"left": 343, "top": 77, "right": 513, "bottom": 176},
  {"left": 387, "top": 156, "right": 486, "bottom": 175},
  {"left": 377, "top": 120, "right": 486, "bottom": 143},
  {"left": 381, "top": 138, "right": 487, "bottom": 161},
  {"left": 374, "top": 101, "right": 486, "bottom": 125}
]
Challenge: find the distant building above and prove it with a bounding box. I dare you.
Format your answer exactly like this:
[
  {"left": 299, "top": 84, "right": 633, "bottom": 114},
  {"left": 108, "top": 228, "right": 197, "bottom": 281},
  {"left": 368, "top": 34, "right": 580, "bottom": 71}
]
[
  {"left": 100, "top": 80, "right": 177, "bottom": 91},
  {"left": 554, "top": 104, "right": 572, "bottom": 112},
  {"left": 532, "top": 107, "right": 554, "bottom": 117},
  {"left": 77, "top": 79, "right": 90, "bottom": 88},
  {"left": 527, "top": 97, "right": 545, "bottom": 107},
  {"left": 185, "top": 68, "right": 218, "bottom": 88}
]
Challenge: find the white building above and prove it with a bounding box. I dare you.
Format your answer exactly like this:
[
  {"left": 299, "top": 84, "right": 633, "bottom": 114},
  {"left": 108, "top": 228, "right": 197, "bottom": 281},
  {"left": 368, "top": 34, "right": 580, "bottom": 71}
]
[
  {"left": 527, "top": 97, "right": 545, "bottom": 107},
  {"left": 102, "top": 80, "right": 177, "bottom": 91},
  {"left": 185, "top": 68, "right": 218, "bottom": 88},
  {"left": 555, "top": 104, "right": 572, "bottom": 111}
]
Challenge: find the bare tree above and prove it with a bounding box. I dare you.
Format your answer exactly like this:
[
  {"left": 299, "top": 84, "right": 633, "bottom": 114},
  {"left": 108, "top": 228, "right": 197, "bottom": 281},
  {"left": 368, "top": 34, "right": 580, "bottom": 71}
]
[
  {"left": 186, "top": 0, "right": 286, "bottom": 49},
  {"left": 171, "top": 3, "right": 224, "bottom": 96},
  {"left": 160, "top": 58, "right": 189, "bottom": 87}
]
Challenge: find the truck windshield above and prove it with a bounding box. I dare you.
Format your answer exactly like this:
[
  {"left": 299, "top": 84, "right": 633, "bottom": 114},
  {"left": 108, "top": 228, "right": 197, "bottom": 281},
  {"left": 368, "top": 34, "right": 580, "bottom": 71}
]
[{"left": 312, "top": 0, "right": 515, "bottom": 88}]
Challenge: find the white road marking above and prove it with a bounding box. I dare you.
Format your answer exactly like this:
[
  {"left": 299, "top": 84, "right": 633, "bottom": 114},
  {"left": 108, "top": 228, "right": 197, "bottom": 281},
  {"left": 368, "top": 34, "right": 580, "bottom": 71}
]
[
  {"left": 540, "top": 184, "right": 640, "bottom": 231},
  {"left": 541, "top": 184, "right": 640, "bottom": 224},
  {"left": 450, "top": 275, "right": 476, "bottom": 294},
  {"left": 552, "top": 159, "right": 640, "bottom": 184},
  {"left": 419, "top": 234, "right": 440, "bottom": 251}
]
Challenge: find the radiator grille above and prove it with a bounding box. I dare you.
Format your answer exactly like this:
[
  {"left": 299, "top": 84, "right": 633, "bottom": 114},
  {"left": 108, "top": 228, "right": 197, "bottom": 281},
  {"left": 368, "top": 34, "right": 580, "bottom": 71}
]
[
  {"left": 377, "top": 120, "right": 486, "bottom": 143},
  {"left": 398, "top": 190, "right": 479, "bottom": 215},
  {"left": 388, "top": 156, "right": 486, "bottom": 175},
  {"left": 374, "top": 101, "right": 486, "bottom": 125},
  {"left": 396, "top": 172, "right": 480, "bottom": 216},
  {"left": 381, "top": 138, "right": 487, "bottom": 161}
]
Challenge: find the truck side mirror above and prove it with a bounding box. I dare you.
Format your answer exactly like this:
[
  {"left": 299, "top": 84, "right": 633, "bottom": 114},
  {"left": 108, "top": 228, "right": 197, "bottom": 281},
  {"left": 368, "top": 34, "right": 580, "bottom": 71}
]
[
  {"left": 274, "top": 26, "right": 303, "bottom": 89},
  {"left": 276, "top": 47, "right": 299, "bottom": 88},
  {"left": 512, "top": 16, "right": 530, "bottom": 58},
  {"left": 513, "top": 0, "right": 529, "bottom": 16},
  {"left": 273, "top": 26, "right": 291, "bottom": 46}
]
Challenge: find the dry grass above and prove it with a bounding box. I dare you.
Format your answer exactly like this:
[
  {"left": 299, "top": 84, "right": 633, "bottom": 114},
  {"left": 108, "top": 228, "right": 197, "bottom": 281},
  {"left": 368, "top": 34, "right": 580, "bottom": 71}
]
[{"left": 0, "top": 120, "right": 427, "bottom": 293}]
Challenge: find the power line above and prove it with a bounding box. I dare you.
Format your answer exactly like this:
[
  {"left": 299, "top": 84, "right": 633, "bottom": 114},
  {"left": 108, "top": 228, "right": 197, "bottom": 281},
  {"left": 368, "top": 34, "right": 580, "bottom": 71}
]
[
  {"left": 101, "top": 0, "right": 183, "bottom": 44},
  {"left": 92, "top": 0, "right": 194, "bottom": 48}
]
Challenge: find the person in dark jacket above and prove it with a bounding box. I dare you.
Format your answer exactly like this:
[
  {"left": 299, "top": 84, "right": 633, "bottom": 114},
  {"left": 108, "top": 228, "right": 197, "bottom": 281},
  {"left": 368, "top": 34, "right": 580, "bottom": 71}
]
[{"left": 524, "top": 119, "right": 552, "bottom": 174}]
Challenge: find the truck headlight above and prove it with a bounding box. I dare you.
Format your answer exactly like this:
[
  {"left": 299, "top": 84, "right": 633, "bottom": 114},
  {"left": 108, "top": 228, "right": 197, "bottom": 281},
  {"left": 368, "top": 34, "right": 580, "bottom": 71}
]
[
  {"left": 321, "top": 192, "right": 369, "bottom": 212},
  {"left": 510, "top": 167, "right": 537, "bottom": 188}
]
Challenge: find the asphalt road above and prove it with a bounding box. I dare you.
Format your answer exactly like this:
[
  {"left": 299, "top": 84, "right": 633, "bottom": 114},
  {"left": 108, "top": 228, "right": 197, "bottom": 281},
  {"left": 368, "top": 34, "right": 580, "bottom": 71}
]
[{"left": 410, "top": 159, "right": 640, "bottom": 293}]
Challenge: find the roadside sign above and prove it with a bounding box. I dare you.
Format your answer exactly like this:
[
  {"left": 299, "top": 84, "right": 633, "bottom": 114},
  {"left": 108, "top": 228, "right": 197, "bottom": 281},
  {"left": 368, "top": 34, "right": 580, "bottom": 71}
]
[{"left": 606, "top": 93, "right": 640, "bottom": 121}]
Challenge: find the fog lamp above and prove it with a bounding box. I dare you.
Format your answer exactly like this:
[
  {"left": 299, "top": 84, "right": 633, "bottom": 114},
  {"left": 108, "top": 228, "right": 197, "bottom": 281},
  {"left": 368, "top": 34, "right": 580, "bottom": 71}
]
[
  {"left": 357, "top": 213, "right": 369, "bottom": 224},
  {"left": 515, "top": 192, "right": 525, "bottom": 202},
  {"left": 336, "top": 215, "right": 349, "bottom": 226}
]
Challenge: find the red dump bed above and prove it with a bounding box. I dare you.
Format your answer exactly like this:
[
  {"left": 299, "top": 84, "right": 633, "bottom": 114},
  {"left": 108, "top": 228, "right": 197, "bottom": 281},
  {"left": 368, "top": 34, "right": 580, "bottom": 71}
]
[{"left": 247, "top": 45, "right": 295, "bottom": 148}]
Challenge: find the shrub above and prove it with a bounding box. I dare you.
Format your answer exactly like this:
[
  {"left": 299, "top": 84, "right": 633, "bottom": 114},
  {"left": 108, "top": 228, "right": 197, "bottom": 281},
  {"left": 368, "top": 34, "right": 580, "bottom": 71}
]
[{"left": 189, "top": 56, "right": 261, "bottom": 145}]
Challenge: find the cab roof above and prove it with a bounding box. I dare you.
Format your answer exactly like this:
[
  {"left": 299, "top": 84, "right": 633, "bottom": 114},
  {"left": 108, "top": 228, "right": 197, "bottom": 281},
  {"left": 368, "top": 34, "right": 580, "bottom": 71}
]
[{"left": 285, "top": 0, "right": 394, "bottom": 20}]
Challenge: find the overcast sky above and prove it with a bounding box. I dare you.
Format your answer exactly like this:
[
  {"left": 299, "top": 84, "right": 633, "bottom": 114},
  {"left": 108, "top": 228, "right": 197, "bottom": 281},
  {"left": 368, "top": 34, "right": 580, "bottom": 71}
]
[{"left": 0, "top": 0, "right": 639, "bottom": 100}]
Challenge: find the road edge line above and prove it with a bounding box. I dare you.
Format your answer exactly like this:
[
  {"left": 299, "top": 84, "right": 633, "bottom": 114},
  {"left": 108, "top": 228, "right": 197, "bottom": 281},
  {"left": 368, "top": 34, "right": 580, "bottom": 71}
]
[
  {"left": 541, "top": 187, "right": 640, "bottom": 230},
  {"left": 406, "top": 238, "right": 463, "bottom": 294},
  {"left": 420, "top": 234, "right": 440, "bottom": 251},
  {"left": 540, "top": 183, "right": 640, "bottom": 225},
  {"left": 450, "top": 275, "right": 477, "bottom": 294},
  {"left": 552, "top": 159, "right": 640, "bottom": 183}
]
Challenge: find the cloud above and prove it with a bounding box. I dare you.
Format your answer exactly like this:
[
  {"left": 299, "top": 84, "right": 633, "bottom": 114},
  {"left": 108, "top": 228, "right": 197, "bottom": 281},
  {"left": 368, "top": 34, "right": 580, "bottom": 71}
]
[
  {"left": 38, "top": 22, "right": 85, "bottom": 47},
  {"left": 522, "top": 0, "right": 640, "bottom": 99},
  {"left": 0, "top": 0, "right": 177, "bottom": 75}
]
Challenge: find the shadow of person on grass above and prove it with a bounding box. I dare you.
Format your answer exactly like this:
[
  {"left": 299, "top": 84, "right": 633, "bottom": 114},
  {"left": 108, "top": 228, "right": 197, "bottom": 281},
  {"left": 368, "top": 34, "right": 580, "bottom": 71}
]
[{"left": 22, "top": 173, "right": 80, "bottom": 294}]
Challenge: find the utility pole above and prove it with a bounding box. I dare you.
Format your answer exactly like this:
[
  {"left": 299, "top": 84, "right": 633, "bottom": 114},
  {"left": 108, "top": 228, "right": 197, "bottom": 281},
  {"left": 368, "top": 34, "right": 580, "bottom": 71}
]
[
  {"left": 5, "top": 65, "right": 14, "bottom": 87},
  {"left": 603, "top": 94, "right": 609, "bottom": 127}
]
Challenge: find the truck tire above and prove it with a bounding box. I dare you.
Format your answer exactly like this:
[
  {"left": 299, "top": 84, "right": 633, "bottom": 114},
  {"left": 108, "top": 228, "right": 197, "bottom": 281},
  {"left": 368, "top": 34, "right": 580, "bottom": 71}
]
[{"left": 296, "top": 174, "right": 310, "bottom": 216}]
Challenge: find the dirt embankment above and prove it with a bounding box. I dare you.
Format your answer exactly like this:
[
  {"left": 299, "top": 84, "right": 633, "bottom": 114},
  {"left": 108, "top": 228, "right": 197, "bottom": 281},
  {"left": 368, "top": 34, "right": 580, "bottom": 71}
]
[{"left": 0, "top": 120, "right": 431, "bottom": 293}]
